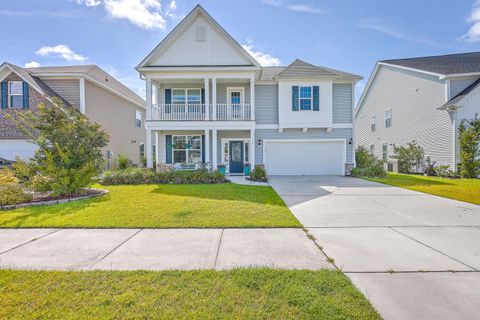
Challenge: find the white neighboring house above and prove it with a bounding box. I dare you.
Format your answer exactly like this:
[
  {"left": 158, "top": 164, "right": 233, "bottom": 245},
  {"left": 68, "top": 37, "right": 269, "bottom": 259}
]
[
  {"left": 137, "top": 5, "right": 362, "bottom": 175},
  {"left": 355, "top": 52, "right": 480, "bottom": 171}
]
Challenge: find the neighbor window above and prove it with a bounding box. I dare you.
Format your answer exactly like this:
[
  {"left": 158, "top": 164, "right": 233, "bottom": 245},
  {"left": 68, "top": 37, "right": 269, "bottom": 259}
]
[
  {"left": 382, "top": 143, "right": 388, "bottom": 162},
  {"left": 172, "top": 135, "right": 202, "bottom": 163},
  {"left": 9, "top": 81, "right": 23, "bottom": 108},
  {"left": 135, "top": 110, "right": 142, "bottom": 128},
  {"left": 139, "top": 143, "right": 145, "bottom": 159},
  {"left": 370, "top": 144, "right": 375, "bottom": 155},
  {"left": 385, "top": 109, "right": 392, "bottom": 128},
  {"left": 172, "top": 89, "right": 201, "bottom": 105},
  {"left": 371, "top": 115, "right": 376, "bottom": 132},
  {"left": 299, "top": 86, "right": 312, "bottom": 111}
]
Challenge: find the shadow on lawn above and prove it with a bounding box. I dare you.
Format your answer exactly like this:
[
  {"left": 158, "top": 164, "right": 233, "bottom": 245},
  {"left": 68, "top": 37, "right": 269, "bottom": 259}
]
[{"left": 150, "top": 184, "right": 285, "bottom": 206}]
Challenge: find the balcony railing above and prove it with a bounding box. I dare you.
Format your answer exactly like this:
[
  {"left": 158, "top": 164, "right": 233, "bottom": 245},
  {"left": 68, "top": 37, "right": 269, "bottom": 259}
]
[{"left": 151, "top": 104, "right": 251, "bottom": 121}]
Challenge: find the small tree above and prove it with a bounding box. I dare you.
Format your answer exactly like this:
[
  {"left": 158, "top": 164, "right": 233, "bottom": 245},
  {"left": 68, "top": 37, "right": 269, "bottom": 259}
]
[
  {"left": 458, "top": 114, "right": 480, "bottom": 178},
  {"left": 355, "top": 146, "right": 373, "bottom": 169},
  {"left": 392, "top": 141, "right": 424, "bottom": 173},
  {"left": 8, "top": 99, "right": 109, "bottom": 195}
]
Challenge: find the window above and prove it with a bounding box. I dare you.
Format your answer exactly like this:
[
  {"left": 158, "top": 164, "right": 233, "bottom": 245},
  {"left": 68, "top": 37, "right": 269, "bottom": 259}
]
[
  {"left": 135, "top": 110, "right": 142, "bottom": 128},
  {"left": 370, "top": 144, "right": 375, "bottom": 155},
  {"left": 172, "top": 135, "right": 202, "bottom": 163},
  {"left": 382, "top": 143, "right": 388, "bottom": 162},
  {"left": 385, "top": 109, "right": 392, "bottom": 128},
  {"left": 139, "top": 143, "right": 145, "bottom": 159},
  {"left": 172, "top": 89, "right": 201, "bottom": 105},
  {"left": 371, "top": 115, "right": 376, "bottom": 132},
  {"left": 299, "top": 86, "right": 312, "bottom": 111},
  {"left": 9, "top": 81, "right": 23, "bottom": 108}
]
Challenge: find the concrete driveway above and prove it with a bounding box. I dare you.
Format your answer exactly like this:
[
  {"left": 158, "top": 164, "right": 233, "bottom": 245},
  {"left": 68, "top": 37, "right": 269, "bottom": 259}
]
[{"left": 269, "top": 175, "right": 480, "bottom": 320}]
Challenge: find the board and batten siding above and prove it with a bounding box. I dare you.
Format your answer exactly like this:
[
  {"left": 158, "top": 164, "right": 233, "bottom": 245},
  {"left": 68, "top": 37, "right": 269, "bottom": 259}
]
[
  {"left": 255, "top": 128, "right": 353, "bottom": 164},
  {"left": 332, "top": 83, "right": 353, "bottom": 123},
  {"left": 41, "top": 79, "right": 80, "bottom": 109},
  {"left": 255, "top": 84, "right": 278, "bottom": 124},
  {"left": 355, "top": 64, "right": 453, "bottom": 167},
  {"left": 449, "top": 78, "right": 478, "bottom": 98}
]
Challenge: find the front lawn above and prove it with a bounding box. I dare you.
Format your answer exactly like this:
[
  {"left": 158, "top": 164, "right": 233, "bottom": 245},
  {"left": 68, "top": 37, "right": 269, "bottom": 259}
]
[
  {"left": 0, "top": 184, "right": 300, "bottom": 228},
  {"left": 0, "top": 269, "right": 380, "bottom": 319},
  {"left": 368, "top": 173, "right": 480, "bottom": 205}
]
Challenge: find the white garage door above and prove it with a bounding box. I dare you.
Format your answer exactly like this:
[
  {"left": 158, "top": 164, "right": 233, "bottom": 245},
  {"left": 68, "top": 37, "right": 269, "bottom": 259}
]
[
  {"left": 264, "top": 140, "right": 345, "bottom": 175},
  {"left": 0, "top": 140, "right": 37, "bottom": 161}
]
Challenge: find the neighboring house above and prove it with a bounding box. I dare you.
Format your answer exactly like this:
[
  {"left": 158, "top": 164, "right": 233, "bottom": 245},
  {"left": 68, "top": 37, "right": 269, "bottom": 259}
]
[
  {"left": 355, "top": 52, "right": 480, "bottom": 171},
  {"left": 0, "top": 63, "right": 146, "bottom": 167},
  {"left": 137, "top": 5, "right": 361, "bottom": 175}
]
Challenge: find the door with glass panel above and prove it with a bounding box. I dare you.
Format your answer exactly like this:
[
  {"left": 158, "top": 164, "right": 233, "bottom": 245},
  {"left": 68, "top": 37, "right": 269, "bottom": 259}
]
[
  {"left": 172, "top": 89, "right": 202, "bottom": 119},
  {"left": 227, "top": 89, "right": 243, "bottom": 119},
  {"left": 229, "top": 141, "right": 244, "bottom": 174}
]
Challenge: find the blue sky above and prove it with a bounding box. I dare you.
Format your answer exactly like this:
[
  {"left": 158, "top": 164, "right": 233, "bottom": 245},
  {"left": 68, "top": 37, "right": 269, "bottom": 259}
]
[{"left": 2, "top": 0, "right": 480, "bottom": 101}]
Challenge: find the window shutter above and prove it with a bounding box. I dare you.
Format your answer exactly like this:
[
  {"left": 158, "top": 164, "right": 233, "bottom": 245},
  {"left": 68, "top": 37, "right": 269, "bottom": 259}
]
[
  {"left": 201, "top": 89, "right": 205, "bottom": 104},
  {"left": 22, "top": 82, "right": 29, "bottom": 109},
  {"left": 1, "top": 81, "right": 7, "bottom": 109},
  {"left": 165, "top": 89, "right": 172, "bottom": 104},
  {"left": 313, "top": 86, "right": 319, "bottom": 111},
  {"left": 201, "top": 135, "right": 205, "bottom": 163},
  {"left": 292, "top": 86, "right": 299, "bottom": 111},
  {"left": 166, "top": 135, "right": 172, "bottom": 164}
]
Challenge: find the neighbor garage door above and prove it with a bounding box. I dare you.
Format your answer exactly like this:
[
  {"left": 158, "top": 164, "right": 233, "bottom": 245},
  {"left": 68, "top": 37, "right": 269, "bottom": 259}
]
[{"left": 264, "top": 140, "right": 345, "bottom": 175}]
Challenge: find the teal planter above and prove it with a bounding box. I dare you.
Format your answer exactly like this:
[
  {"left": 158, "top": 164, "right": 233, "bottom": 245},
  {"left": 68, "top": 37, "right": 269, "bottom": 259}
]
[
  {"left": 218, "top": 166, "right": 226, "bottom": 175},
  {"left": 243, "top": 164, "right": 251, "bottom": 176}
]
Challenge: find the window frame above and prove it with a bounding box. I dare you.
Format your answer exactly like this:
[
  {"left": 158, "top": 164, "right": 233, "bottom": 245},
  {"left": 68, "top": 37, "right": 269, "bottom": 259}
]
[
  {"left": 385, "top": 108, "right": 392, "bottom": 128},
  {"left": 8, "top": 81, "right": 23, "bottom": 109},
  {"left": 171, "top": 88, "right": 202, "bottom": 105},
  {"left": 298, "top": 86, "right": 312, "bottom": 111},
  {"left": 371, "top": 115, "right": 376, "bottom": 132},
  {"left": 139, "top": 143, "right": 145, "bottom": 159},
  {"left": 172, "top": 135, "right": 203, "bottom": 164},
  {"left": 370, "top": 144, "right": 375, "bottom": 155},
  {"left": 135, "top": 110, "right": 142, "bottom": 128},
  {"left": 382, "top": 143, "right": 388, "bottom": 162}
]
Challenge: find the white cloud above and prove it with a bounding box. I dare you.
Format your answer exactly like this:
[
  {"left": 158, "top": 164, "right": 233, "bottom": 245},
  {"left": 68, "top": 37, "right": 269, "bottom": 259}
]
[
  {"left": 24, "top": 61, "right": 41, "bottom": 68},
  {"left": 261, "top": 0, "right": 327, "bottom": 14},
  {"left": 462, "top": 0, "right": 480, "bottom": 42},
  {"left": 242, "top": 44, "right": 281, "bottom": 66},
  {"left": 75, "top": 0, "right": 101, "bottom": 6},
  {"left": 36, "top": 45, "right": 88, "bottom": 62}
]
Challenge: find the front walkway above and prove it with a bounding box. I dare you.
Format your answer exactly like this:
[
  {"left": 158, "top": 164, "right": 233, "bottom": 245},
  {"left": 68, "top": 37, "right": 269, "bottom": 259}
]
[
  {"left": 269, "top": 175, "right": 480, "bottom": 320},
  {"left": 0, "top": 228, "right": 331, "bottom": 271}
]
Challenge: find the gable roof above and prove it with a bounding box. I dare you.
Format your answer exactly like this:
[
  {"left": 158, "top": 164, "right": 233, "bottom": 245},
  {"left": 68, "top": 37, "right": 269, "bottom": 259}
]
[
  {"left": 272, "top": 59, "right": 362, "bottom": 81},
  {"left": 381, "top": 52, "right": 480, "bottom": 77},
  {"left": 137, "top": 4, "right": 260, "bottom": 70},
  {"left": 438, "top": 78, "right": 480, "bottom": 110}
]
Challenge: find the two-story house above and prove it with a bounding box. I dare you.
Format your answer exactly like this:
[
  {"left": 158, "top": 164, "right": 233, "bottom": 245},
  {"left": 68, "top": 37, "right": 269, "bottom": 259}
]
[
  {"left": 355, "top": 52, "right": 480, "bottom": 171},
  {"left": 138, "top": 5, "right": 361, "bottom": 175},
  {"left": 0, "top": 63, "right": 146, "bottom": 166}
]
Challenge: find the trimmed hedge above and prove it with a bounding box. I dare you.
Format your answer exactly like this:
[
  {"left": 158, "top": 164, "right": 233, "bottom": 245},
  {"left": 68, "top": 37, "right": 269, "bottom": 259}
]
[{"left": 101, "top": 168, "right": 227, "bottom": 185}]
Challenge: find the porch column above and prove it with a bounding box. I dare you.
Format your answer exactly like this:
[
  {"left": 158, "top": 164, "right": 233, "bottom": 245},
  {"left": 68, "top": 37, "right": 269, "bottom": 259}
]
[
  {"left": 212, "top": 129, "right": 218, "bottom": 170},
  {"left": 250, "top": 76, "right": 255, "bottom": 120},
  {"left": 204, "top": 78, "right": 210, "bottom": 120},
  {"left": 146, "top": 78, "right": 152, "bottom": 120},
  {"left": 212, "top": 78, "right": 217, "bottom": 120},
  {"left": 146, "top": 129, "right": 153, "bottom": 168},
  {"left": 155, "top": 131, "right": 160, "bottom": 164},
  {"left": 204, "top": 129, "right": 210, "bottom": 164},
  {"left": 250, "top": 129, "right": 255, "bottom": 166}
]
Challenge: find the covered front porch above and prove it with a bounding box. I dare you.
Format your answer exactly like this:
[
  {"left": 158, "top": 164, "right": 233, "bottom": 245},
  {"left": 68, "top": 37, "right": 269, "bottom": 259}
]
[{"left": 147, "top": 127, "right": 255, "bottom": 175}]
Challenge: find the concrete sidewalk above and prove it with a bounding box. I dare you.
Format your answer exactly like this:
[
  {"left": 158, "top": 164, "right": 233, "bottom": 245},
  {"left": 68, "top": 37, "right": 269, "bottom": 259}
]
[{"left": 0, "top": 228, "right": 332, "bottom": 271}]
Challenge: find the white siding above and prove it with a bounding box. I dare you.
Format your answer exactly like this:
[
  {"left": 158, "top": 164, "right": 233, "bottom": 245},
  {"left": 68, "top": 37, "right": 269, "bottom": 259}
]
[
  {"left": 355, "top": 65, "right": 453, "bottom": 167},
  {"left": 455, "top": 86, "right": 480, "bottom": 124},
  {"left": 450, "top": 78, "right": 478, "bottom": 98},
  {"left": 41, "top": 79, "right": 80, "bottom": 109}
]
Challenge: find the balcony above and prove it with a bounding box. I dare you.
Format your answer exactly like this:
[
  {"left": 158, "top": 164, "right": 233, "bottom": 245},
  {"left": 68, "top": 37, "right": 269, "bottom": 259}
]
[{"left": 151, "top": 103, "right": 252, "bottom": 121}]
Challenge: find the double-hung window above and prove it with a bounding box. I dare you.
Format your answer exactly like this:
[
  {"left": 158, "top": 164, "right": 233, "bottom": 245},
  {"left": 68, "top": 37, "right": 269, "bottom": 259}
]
[
  {"left": 135, "top": 110, "right": 142, "bottom": 128},
  {"left": 9, "top": 81, "right": 23, "bottom": 108},
  {"left": 172, "top": 135, "right": 202, "bottom": 163},
  {"left": 382, "top": 143, "right": 388, "bottom": 162},
  {"left": 299, "top": 86, "right": 312, "bottom": 111},
  {"left": 385, "top": 109, "right": 392, "bottom": 128},
  {"left": 172, "top": 89, "right": 201, "bottom": 105},
  {"left": 371, "top": 115, "right": 376, "bottom": 132}
]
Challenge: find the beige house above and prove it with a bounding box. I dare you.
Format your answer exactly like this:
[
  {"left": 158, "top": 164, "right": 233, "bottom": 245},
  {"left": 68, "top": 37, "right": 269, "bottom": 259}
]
[{"left": 0, "top": 62, "right": 146, "bottom": 167}]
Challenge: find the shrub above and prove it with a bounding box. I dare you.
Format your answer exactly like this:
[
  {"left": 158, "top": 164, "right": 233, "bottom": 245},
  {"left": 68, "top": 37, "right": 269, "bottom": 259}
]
[
  {"left": 31, "top": 174, "right": 54, "bottom": 192},
  {"left": 355, "top": 146, "right": 373, "bottom": 169},
  {"left": 353, "top": 146, "right": 386, "bottom": 178},
  {"left": 249, "top": 165, "right": 267, "bottom": 182},
  {"left": 0, "top": 184, "right": 33, "bottom": 206},
  {"left": 458, "top": 114, "right": 480, "bottom": 178},
  {"left": 391, "top": 141, "right": 425, "bottom": 173},
  {"left": 0, "top": 168, "right": 19, "bottom": 185},
  {"left": 8, "top": 99, "right": 109, "bottom": 196},
  {"left": 351, "top": 165, "right": 386, "bottom": 178},
  {"left": 100, "top": 168, "right": 227, "bottom": 185},
  {"left": 117, "top": 154, "right": 130, "bottom": 170}
]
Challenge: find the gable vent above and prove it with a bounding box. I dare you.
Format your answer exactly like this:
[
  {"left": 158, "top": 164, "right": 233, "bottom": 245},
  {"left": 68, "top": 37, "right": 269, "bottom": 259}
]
[{"left": 196, "top": 26, "right": 206, "bottom": 42}]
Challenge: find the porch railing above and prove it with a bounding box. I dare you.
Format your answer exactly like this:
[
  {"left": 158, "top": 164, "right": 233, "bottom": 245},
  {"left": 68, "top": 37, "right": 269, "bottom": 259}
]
[{"left": 151, "top": 103, "right": 251, "bottom": 121}]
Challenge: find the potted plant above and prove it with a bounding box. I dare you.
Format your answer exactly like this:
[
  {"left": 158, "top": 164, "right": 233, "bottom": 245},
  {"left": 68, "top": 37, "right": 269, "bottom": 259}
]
[
  {"left": 243, "top": 163, "right": 251, "bottom": 176},
  {"left": 218, "top": 164, "right": 226, "bottom": 175}
]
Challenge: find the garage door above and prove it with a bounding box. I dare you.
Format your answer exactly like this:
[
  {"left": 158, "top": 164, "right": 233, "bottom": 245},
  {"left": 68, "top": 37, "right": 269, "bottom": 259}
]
[
  {"left": 264, "top": 140, "right": 345, "bottom": 175},
  {"left": 0, "top": 140, "right": 37, "bottom": 161}
]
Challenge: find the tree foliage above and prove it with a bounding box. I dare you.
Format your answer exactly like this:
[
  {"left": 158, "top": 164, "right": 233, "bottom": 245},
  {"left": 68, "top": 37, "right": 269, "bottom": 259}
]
[
  {"left": 352, "top": 146, "right": 386, "bottom": 178},
  {"left": 391, "top": 141, "right": 424, "bottom": 173},
  {"left": 458, "top": 114, "right": 480, "bottom": 178},
  {"left": 8, "top": 99, "right": 109, "bottom": 195}
]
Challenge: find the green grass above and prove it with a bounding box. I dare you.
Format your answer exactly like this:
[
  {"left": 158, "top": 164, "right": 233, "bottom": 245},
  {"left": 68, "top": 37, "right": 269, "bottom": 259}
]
[
  {"left": 367, "top": 173, "right": 480, "bottom": 205},
  {"left": 0, "top": 183, "right": 301, "bottom": 228},
  {"left": 0, "top": 269, "right": 380, "bottom": 319}
]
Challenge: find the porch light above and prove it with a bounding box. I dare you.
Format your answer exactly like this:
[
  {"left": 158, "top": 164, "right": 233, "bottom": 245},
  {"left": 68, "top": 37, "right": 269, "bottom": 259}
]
[{"left": 257, "top": 139, "right": 262, "bottom": 147}]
